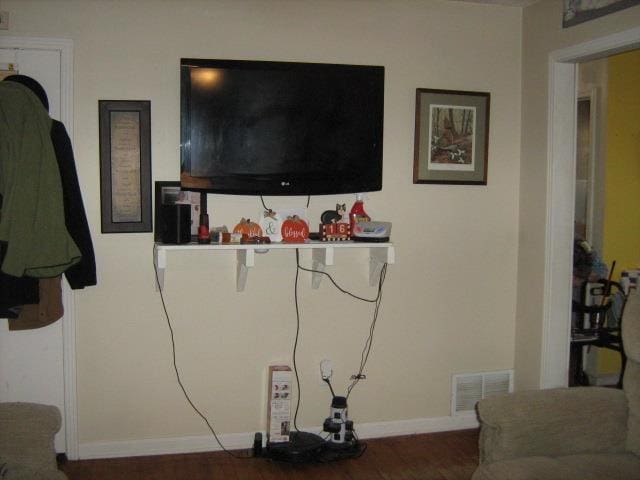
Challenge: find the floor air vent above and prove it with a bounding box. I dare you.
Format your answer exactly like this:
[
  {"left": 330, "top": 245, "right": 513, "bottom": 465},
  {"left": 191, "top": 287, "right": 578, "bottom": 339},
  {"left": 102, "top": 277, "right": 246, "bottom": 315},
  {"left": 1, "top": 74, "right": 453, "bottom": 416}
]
[{"left": 451, "top": 370, "right": 513, "bottom": 415}]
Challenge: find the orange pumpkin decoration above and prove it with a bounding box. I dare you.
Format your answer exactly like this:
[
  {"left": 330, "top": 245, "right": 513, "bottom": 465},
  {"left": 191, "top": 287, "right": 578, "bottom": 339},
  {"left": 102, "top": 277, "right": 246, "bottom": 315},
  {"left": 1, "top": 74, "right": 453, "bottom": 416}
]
[
  {"left": 281, "top": 215, "right": 309, "bottom": 243},
  {"left": 233, "top": 218, "right": 263, "bottom": 238}
]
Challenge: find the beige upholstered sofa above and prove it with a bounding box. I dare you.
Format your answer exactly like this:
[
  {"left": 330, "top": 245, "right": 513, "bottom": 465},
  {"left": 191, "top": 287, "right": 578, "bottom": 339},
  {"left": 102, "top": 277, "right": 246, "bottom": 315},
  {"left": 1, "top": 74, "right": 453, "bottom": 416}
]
[
  {"left": 473, "top": 289, "right": 640, "bottom": 480},
  {"left": 0, "top": 402, "right": 67, "bottom": 480}
]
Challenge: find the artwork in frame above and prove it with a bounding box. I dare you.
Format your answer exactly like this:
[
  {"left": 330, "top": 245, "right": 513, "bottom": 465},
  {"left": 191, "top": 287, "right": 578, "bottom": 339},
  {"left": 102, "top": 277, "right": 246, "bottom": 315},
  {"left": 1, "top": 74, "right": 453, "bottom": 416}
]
[
  {"left": 563, "top": 0, "right": 640, "bottom": 28},
  {"left": 413, "top": 88, "right": 490, "bottom": 185},
  {"left": 99, "top": 100, "right": 152, "bottom": 233}
]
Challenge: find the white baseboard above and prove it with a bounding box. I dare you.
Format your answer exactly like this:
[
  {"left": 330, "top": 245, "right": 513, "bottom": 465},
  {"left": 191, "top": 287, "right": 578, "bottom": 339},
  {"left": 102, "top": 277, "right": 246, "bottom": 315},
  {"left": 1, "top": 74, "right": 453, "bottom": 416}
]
[
  {"left": 78, "top": 413, "right": 479, "bottom": 460},
  {"left": 354, "top": 412, "right": 478, "bottom": 439}
]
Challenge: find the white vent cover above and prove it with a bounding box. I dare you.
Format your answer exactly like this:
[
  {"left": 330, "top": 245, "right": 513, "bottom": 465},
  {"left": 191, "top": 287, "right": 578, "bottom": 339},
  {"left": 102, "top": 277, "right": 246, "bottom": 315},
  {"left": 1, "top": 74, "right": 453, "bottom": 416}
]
[{"left": 451, "top": 370, "right": 513, "bottom": 415}]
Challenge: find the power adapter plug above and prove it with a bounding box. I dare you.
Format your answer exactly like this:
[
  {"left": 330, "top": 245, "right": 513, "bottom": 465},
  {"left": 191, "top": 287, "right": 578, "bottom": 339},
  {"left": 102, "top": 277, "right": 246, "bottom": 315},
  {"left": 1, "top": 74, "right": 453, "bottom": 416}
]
[{"left": 320, "top": 359, "right": 333, "bottom": 380}]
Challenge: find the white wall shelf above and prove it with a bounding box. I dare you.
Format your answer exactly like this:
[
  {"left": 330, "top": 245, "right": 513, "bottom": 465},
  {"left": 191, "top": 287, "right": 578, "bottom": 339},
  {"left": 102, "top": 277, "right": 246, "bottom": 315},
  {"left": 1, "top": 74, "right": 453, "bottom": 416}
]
[{"left": 153, "top": 241, "right": 395, "bottom": 292}]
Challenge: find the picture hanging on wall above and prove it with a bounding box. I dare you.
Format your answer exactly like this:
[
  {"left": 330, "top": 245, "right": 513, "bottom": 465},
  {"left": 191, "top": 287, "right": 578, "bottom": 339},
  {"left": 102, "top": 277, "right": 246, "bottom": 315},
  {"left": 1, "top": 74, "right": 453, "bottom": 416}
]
[
  {"left": 413, "top": 88, "right": 490, "bottom": 185},
  {"left": 563, "top": 0, "right": 640, "bottom": 28},
  {"left": 99, "top": 100, "right": 152, "bottom": 233}
]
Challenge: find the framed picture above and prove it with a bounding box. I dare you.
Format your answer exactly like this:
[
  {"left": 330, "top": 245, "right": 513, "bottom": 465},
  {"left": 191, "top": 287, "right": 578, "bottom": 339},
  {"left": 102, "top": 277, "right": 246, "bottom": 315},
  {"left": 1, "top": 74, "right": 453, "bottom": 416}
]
[
  {"left": 99, "top": 100, "right": 152, "bottom": 233},
  {"left": 563, "top": 0, "right": 640, "bottom": 28},
  {"left": 413, "top": 89, "right": 490, "bottom": 185},
  {"left": 153, "top": 181, "right": 202, "bottom": 241}
]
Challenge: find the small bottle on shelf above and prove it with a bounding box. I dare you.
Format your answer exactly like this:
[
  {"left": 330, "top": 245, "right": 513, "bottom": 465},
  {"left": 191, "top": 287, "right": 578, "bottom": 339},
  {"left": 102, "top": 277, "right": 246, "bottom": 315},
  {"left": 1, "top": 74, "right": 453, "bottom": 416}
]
[
  {"left": 349, "top": 193, "right": 371, "bottom": 233},
  {"left": 197, "top": 213, "right": 210, "bottom": 244}
]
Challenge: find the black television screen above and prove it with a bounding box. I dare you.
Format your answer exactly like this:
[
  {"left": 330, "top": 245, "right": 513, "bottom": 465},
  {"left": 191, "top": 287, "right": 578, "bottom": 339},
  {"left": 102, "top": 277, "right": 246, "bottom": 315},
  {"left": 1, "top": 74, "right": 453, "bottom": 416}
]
[{"left": 180, "top": 59, "right": 384, "bottom": 195}]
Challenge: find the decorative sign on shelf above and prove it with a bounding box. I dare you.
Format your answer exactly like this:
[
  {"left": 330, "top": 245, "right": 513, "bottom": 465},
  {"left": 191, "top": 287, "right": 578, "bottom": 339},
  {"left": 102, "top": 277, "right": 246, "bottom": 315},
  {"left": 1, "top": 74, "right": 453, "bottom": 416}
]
[
  {"left": 260, "top": 209, "right": 282, "bottom": 242},
  {"left": 281, "top": 215, "right": 309, "bottom": 243},
  {"left": 259, "top": 207, "right": 309, "bottom": 243},
  {"left": 320, "top": 222, "right": 351, "bottom": 242},
  {"left": 233, "top": 218, "right": 263, "bottom": 238},
  {"left": 319, "top": 203, "right": 350, "bottom": 241}
]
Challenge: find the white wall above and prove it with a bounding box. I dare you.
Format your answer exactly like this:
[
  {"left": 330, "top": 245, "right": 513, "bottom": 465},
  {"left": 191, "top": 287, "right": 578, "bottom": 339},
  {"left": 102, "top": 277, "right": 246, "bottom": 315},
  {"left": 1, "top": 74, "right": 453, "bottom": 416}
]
[
  {"left": 518, "top": 0, "right": 640, "bottom": 390},
  {"left": 2, "top": 0, "right": 522, "bottom": 450}
]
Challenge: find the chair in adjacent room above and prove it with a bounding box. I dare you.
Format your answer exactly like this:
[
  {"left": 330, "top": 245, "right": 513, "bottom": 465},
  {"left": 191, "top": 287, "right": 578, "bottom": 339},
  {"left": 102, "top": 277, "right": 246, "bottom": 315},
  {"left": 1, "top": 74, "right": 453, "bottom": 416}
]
[{"left": 570, "top": 279, "right": 628, "bottom": 388}]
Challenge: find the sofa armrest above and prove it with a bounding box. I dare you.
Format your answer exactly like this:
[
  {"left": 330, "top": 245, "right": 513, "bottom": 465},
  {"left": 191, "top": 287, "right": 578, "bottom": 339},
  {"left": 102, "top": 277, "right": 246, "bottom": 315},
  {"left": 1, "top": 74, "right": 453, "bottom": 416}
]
[
  {"left": 0, "top": 402, "right": 67, "bottom": 479},
  {"left": 477, "top": 387, "right": 628, "bottom": 464}
]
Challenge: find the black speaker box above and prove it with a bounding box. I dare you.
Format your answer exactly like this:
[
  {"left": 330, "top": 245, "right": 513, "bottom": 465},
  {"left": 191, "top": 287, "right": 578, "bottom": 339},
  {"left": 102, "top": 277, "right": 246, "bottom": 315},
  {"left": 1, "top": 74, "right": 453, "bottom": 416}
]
[{"left": 158, "top": 204, "right": 191, "bottom": 244}]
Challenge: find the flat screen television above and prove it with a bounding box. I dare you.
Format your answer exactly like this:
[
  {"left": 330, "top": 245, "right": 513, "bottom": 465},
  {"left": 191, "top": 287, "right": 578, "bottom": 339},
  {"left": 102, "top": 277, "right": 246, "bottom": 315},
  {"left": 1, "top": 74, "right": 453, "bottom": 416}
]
[{"left": 180, "top": 58, "right": 384, "bottom": 196}]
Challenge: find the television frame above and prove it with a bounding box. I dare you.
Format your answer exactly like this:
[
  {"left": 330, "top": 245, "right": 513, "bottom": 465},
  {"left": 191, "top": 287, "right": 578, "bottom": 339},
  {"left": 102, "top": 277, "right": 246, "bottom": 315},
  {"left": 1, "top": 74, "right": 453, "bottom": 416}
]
[{"left": 180, "top": 58, "right": 384, "bottom": 196}]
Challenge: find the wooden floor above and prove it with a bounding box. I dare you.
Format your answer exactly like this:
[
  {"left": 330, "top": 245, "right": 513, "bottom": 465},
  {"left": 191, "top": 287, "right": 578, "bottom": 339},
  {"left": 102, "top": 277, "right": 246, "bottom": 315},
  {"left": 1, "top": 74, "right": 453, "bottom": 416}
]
[{"left": 60, "top": 429, "right": 480, "bottom": 480}]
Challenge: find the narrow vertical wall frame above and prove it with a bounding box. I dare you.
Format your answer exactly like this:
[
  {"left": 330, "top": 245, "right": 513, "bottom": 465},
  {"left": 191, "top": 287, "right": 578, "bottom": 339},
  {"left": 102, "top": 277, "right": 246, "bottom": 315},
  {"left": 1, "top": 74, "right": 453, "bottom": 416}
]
[{"left": 99, "top": 100, "right": 152, "bottom": 233}]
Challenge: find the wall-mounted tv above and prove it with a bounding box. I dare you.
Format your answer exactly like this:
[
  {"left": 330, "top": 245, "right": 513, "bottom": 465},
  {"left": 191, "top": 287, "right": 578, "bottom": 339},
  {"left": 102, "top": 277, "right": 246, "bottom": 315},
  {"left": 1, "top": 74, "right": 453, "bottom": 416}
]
[{"left": 180, "top": 58, "right": 384, "bottom": 196}]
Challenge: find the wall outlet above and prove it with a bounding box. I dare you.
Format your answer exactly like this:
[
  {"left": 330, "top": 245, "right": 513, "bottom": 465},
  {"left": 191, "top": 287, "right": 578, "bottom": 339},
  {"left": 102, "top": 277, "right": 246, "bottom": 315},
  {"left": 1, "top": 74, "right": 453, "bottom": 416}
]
[{"left": 0, "top": 11, "right": 8, "bottom": 30}]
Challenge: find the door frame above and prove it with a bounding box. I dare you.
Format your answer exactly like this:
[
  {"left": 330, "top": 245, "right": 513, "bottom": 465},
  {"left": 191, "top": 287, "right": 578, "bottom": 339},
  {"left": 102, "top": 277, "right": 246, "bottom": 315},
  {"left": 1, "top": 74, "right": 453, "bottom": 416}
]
[
  {"left": 542, "top": 26, "right": 640, "bottom": 388},
  {"left": 0, "top": 35, "right": 78, "bottom": 459},
  {"left": 575, "top": 87, "right": 599, "bottom": 247}
]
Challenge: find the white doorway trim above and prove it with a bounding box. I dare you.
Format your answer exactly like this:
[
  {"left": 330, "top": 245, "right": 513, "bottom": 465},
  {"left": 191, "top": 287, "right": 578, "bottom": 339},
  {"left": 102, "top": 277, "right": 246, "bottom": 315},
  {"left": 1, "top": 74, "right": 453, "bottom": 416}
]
[
  {"left": 541, "top": 27, "right": 640, "bottom": 388},
  {"left": 575, "top": 87, "right": 599, "bottom": 246},
  {"left": 0, "top": 35, "right": 78, "bottom": 459}
]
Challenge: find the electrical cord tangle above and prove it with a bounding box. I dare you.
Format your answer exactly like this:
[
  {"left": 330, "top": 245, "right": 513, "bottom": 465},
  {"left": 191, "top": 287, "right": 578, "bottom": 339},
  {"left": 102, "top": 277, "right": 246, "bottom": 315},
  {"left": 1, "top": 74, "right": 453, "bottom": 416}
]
[
  {"left": 291, "top": 249, "right": 389, "bottom": 431},
  {"left": 348, "top": 261, "right": 387, "bottom": 399},
  {"left": 152, "top": 243, "right": 387, "bottom": 460}
]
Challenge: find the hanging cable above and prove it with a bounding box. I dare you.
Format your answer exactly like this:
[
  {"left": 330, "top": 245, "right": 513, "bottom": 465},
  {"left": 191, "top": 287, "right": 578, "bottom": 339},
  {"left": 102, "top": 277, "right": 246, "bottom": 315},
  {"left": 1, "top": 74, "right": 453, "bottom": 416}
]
[
  {"left": 296, "top": 263, "right": 382, "bottom": 303},
  {"left": 260, "top": 195, "right": 269, "bottom": 211},
  {"left": 152, "top": 250, "right": 251, "bottom": 460},
  {"left": 323, "top": 378, "right": 337, "bottom": 398},
  {"left": 260, "top": 195, "right": 311, "bottom": 211},
  {"left": 291, "top": 251, "right": 388, "bottom": 425},
  {"left": 347, "top": 262, "right": 386, "bottom": 399},
  {"left": 292, "top": 249, "right": 303, "bottom": 431}
]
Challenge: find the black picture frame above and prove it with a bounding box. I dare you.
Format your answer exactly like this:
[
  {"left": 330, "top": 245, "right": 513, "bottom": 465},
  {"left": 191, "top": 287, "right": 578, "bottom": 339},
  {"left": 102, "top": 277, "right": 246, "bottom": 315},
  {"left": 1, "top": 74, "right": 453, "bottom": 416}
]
[
  {"left": 413, "top": 88, "right": 490, "bottom": 185},
  {"left": 99, "top": 100, "right": 152, "bottom": 233},
  {"left": 563, "top": 0, "right": 640, "bottom": 28}
]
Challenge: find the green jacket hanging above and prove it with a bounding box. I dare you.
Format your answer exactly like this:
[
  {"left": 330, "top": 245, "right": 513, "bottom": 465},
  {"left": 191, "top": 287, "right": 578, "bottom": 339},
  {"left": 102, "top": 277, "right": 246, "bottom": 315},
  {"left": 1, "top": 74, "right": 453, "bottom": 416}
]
[{"left": 0, "top": 82, "right": 81, "bottom": 278}]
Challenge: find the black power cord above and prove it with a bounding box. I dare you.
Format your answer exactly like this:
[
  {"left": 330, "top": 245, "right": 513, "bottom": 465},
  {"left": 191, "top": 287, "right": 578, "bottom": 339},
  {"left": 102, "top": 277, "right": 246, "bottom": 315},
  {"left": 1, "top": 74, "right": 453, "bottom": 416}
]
[
  {"left": 292, "top": 249, "right": 304, "bottom": 432},
  {"left": 153, "top": 255, "right": 251, "bottom": 460},
  {"left": 348, "top": 262, "right": 387, "bottom": 399},
  {"left": 260, "top": 195, "right": 311, "bottom": 211},
  {"left": 291, "top": 249, "right": 388, "bottom": 434},
  {"left": 152, "top": 243, "right": 387, "bottom": 461},
  {"left": 323, "top": 378, "right": 337, "bottom": 398}
]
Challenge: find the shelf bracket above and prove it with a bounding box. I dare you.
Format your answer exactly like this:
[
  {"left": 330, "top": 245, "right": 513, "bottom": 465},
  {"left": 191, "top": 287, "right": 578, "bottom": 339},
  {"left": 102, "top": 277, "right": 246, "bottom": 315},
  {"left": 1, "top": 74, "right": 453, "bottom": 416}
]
[
  {"left": 154, "top": 245, "right": 166, "bottom": 291},
  {"left": 236, "top": 249, "right": 255, "bottom": 292},
  {"left": 311, "top": 246, "right": 334, "bottom": 289},
  {"left": 369, "top": 245, "right": 395, "bottom": 286}
]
